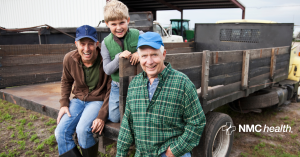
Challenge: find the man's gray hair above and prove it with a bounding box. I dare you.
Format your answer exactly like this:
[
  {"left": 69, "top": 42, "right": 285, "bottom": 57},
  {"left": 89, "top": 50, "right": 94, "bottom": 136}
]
[{"left": 137, "top": 45, "right": 164, "bottom": 54}]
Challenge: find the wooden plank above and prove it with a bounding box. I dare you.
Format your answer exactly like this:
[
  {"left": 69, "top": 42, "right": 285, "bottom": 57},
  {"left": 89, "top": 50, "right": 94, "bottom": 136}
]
[
  {"left": 167, "top": 47, "right": 193, "bottom": 54},
  {"left": 164, "top": 42, "right": 194, "bottom": 49},
  {"left": 241, "top": 50, "right": 250, "bottom": 89},
  {"left": 249, "top": 66, "right": 270, "bottom": 79},
  {"left": 201, "top": 50, "right": 210, "bottom": 100},
  {"left": 1, "top": 54, "right": 65, "bottom": 66},
  {"left": 206, "top": 81, "right": 241, "bottom": 101},
  {"left": 249, "top": 48, "right": 272, "bottom": 60},
  {"left": 209, "top": 72, "right": 241, "bottom": 87},
  {"left": 204, "top": 91, "right": 245, "bottom": 114},
  {"left": 210, "top": 50, "right": 243, "bottom": 65},
  {"left": 276, "top": 53, "right": 290, "bottom": 63},
  {"left": 0, "top": 72, "right": 62, "bottom": 88},
  {"left": 165, "top": 52, "right": 202, "bottom": 70},
  {"left": 209, "top": 61, "right": 242, "bottom": 78},
  {"left": 119, "top": 58, "right": 137, "bottom": 77},
  {"left": 249, "top": 46, "right": 289, "bottom": 60},
  {"left": 0, "top": 63, "right": 62, "bottom": 77},
  {"left": 178, "top": 67, "right": 202, "bottom": 89},
  {"left": 119, "top": 77, "right": 129, "bottom": 96},
  {"left": 270, "top": 48, "right": 276, "bottom": 79},
  {"left": 119, "top": 95, "right": 126, "bottom": 123},
  {"left": 0, "top": 44, "right": 75, "bottom": 56},
  {"left": 276, "top": 61, "right": 289, "bottom": 70}
]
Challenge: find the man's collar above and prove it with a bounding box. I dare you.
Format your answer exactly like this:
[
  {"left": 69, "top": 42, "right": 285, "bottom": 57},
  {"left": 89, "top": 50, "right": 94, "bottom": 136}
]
[{"left": 142, "top": 62, "right": 171, "bottom": 81}]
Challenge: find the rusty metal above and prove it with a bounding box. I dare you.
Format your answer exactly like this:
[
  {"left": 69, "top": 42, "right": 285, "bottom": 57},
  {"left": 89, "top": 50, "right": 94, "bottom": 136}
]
[
  {"left": 230, "top": 0, "right": 245, "bottom": 19},
  {"left": 0, "top": 24, "right": 75, "bottom": 39}
]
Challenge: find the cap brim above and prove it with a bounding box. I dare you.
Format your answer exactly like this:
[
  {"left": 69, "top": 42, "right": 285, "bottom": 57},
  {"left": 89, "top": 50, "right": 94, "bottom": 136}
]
[
  {"left": 137, "top": 42, "right": 161, "bottom": 49},
  {"left": 75, "top": 36, "right": 98, "bottom": 42}
]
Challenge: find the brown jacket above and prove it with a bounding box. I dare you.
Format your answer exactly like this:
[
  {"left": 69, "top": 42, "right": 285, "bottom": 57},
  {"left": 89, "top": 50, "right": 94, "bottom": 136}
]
[{"left": 59, "top": 47, "right": 111, "bottom": 122}]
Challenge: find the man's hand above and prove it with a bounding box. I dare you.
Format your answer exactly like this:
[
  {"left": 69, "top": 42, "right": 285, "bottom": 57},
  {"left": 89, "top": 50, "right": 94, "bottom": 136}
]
[
  {"left": 57, "top": 106, "right": 71, "bottom": 124},
  {"left": 91, "top": 118, "right": 105, "bottom": 135},
  {"left": 165, "top": 146, "right": 175, "bottom": 157},
  {"left": 119, "top": 50, "right": 131, "bottom": 59},
  {"left": 130, "top": 52, "right": 140, "bottom": 65}
]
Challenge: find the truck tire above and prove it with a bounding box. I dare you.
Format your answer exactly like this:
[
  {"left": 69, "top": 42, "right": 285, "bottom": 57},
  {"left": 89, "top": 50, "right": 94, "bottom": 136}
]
[
  {"left": 238, "top": 90, "right": 279, "bottom": 109},
  {"left": 197, "top": 112, "right": 234, "bottom": 157}
]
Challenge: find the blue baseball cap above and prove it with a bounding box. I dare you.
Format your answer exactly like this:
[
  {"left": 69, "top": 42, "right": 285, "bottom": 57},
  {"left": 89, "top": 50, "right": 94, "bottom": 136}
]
[
  {"left": 75, "top": 25, "right": 98, "bottom": 42},
  {"left": 137, "top": 32, "right": 164, "bottom": 49}
]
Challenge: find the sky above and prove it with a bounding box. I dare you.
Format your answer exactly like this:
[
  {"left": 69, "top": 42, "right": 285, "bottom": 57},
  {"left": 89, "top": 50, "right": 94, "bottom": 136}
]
[{"left": 156, "top": 0, "right": 300, "bottom": 35}]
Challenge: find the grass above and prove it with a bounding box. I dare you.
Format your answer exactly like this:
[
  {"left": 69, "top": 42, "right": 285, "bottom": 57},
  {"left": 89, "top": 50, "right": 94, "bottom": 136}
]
[
  {"left": 0, "top": 99, "right": 59, "bottom": 156},
  {"left": 44, "top": 119, "right": 56, "bottom": 126}
]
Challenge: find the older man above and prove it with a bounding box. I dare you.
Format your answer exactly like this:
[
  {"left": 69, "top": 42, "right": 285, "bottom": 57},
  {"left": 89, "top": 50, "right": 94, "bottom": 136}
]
[
  {"left": 116, "top": 32, "right": 206, "bottom": 157},
  {"left": 55, "top": 25, "right": 111, "bottom": 157}
]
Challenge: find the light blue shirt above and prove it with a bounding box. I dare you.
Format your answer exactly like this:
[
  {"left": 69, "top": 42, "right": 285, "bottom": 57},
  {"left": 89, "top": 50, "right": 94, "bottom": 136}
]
[{"left": 147, "top": 77, "right": 159, "bottom": 101}]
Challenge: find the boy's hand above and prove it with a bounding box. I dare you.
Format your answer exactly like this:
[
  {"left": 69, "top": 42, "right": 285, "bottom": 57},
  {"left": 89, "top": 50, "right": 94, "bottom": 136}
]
[
  {"left": 119, "top": 50, "right": 131, "bottom": 59},
  {"left": 130, "top": 52, "right": 140, "bottom": 65},
  {"left": 57, "top": 107, "right": 71, "bottom": 124}
]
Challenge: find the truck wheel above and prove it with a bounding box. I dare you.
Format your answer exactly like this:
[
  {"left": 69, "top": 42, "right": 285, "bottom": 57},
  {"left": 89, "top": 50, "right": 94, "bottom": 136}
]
[{"left": 198, "top": 112, "right": 234, "bottom": 157}]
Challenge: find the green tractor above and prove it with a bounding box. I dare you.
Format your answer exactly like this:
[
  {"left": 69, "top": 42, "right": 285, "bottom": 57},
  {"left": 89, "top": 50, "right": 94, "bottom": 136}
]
[{"left": 170, "top": 19, "right": 194, "bottom": 42}]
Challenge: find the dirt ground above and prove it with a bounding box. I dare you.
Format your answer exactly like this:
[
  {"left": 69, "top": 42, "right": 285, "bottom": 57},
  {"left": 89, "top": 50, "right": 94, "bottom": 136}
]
[
  {"left": 228, "top": 102, "right": 300, "bottom": 157},
  {"left": 1, "top": 98, "right": 299, "bottom": 157}
]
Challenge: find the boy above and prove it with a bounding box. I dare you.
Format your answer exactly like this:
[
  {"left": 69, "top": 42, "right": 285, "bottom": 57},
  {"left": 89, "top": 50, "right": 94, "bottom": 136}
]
[{"left": 101, "top": 0, "right": 143, "bottom": 123}]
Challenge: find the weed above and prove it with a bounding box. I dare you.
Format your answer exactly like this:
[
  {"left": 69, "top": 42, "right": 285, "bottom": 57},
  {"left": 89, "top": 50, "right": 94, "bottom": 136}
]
[
  {"left": 290, "top": 120, "right": 295, "bottom": 127},
  {"left": 18, "top": 119, "right": 26, "bottom": 126},
  {"left": 29, "top": 114, "right": 38, "bottom": 120},
  {"left": 27, "top": 122, "right": 33, "bottom": 127},
  {"left": 25, "top": 150, "right": 33, "bottom": 155},
  {"left": 290, "top": 134, "right": 298, "bottom": 139},
  {"left": 44, "top": 135, "right": 56, "bottom": 146},
  {"left": 48, "top": 125, "right": 56, "bottom": 133},
  {"left": 17, "top": 129, "right": 28, "bottom": 140},
  {"left": 35, "top": 143, "right": 44, "bottom": 151},
  {"left": 281, "top": 116, "right": 289, "bottom": 120},
  {"left": 0, "top": 152, "right": 6, "bottom": 157},
  {"left": 240, "top": 152, "right": 248, "bottom": 157},
  {"left": 7, "top": 126, "right": 14, "bottom": 130},
  {"left": 254, "top": 132, "right": 262, "bottom": 137},
  {"left": 44, "top": 119, "right": 56, "bottom": 126},
  {"left": 34, "top": 139, "right": 40, "bottom": 144},
  {"left": 30, "top": 134, "right": 38, "bottom": 142},
  {"left": 10, "top": 132, "right": 15, "bottom": 138},
  {"left": 49, "top": 147, "right": 54, "bottom": 152},
  {"left": 45, "top": 154, "right": 50, "bottom": 157},
  {"left": 17, "top": 140, "right": 26, "bottom": 150},
  {"left": 19, "top": 110, "right": 26, "bottom": 113},
  {"left": 106, "top": 143, "right": 115, "bottom": 151},
  {"left": 1, "top": 113, "right": 13, "bottom": 121},
  {"left": 254, "top": 142, "right": 266, "bottom": 151}
]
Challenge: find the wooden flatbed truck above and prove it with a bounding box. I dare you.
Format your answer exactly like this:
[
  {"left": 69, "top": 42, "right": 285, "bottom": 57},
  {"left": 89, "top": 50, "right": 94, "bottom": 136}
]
[{"left": 1, "top": 21, "right": 299, "bottom": 156}]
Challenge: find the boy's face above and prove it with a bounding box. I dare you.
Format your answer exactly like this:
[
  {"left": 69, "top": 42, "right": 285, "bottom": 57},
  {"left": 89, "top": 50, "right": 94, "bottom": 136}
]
[{"left": 105, "top": 17, "right": 130, "bottom": 38}]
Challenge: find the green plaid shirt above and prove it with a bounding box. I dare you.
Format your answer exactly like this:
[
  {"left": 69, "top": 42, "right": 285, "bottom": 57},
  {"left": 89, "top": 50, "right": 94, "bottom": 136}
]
[{"left": 116, "top": 63, "right": 206, "bottom": 157}]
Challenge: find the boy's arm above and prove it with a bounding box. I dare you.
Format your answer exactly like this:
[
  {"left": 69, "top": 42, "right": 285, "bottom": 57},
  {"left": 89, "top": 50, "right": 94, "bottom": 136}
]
[{"left": 101, "top": 41, "right": 121, "bottom": 75}]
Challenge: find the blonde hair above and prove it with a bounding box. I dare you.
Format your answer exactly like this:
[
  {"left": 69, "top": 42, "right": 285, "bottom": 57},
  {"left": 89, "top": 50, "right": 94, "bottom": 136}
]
[{"left": 104, "top": 0, "right": 129, "bottom": 22}]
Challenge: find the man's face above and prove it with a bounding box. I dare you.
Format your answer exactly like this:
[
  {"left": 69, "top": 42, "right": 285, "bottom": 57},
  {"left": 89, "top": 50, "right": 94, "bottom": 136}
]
[
  {"left": 105, "top": 17, "right": 130, "bottom": 38},
  {"left": 75, "top": 38, "right": 99, "bottom": 63},
  {"left": 139, "top": 47, "right": 166, "bottom": 79}
]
